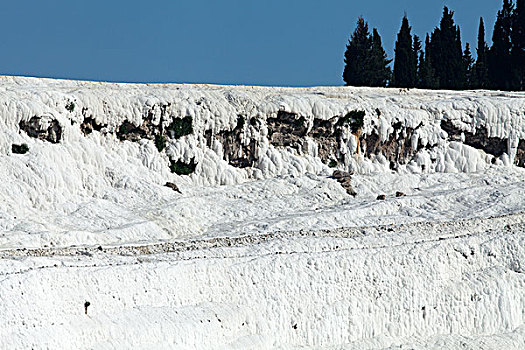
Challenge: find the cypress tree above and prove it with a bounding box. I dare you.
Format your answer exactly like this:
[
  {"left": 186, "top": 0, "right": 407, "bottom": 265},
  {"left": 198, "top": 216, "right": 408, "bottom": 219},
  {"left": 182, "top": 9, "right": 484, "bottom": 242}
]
[
  {"left": 428, "top": 7, "right": 464, "bottom": 89},
  {"left": 343, "top": 17, "right": 373, "bottom": 86},
  {"left": 416, "top": 49, "right": 425, "bottom": 88},
  {"left": 456, "top": 29, "right": 467, "bottom": 88},
  {"left": 419, "top": 34, "right": 439, "bottom": 89},
  {"left": 489, "top": 0, "right": 514, "bottom": 90},
  {"left": 393, "top": 15, "right": 416, "bottom": 87},
  {"left": 511, "top": 0, "right": 525, "bottom": 90},
  {"left": 463, "top": 43, "right": 475, "bottom": 88},
  {"left": 472, "top": 17, "right": 490, "bottom": 88},
  {"left": 367, "top": 28, "right": 392, "bottom": 87},
  {"left": 413, "top": 35, "right": 422, "bottom": 86}
]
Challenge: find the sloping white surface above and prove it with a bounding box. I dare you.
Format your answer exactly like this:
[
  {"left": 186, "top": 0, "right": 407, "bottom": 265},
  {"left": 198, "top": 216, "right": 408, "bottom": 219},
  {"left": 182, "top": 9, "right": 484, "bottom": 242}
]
[
  {"left": 0, "top": 77, "right": 524, "bottom": 349},
  {"left": 0, "top": 76, "right": 524, "bottom": 248},
  {"left": 1, "top": 211, "right": 524, "bottom": 349}
]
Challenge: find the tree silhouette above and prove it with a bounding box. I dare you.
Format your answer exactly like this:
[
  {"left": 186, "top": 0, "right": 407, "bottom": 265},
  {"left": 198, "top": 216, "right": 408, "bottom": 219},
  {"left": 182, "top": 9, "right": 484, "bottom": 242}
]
[
  {"left": 343, "top": 17, "right": 373, "bottom": 86},
  {"left": 368, "top": 28, "right": 392, "bottom": 86},
  {"left": 419, "top": 34, "right": 439, "bottom": 89},
  {"left": 428, "top": 7, "right": 465, "bottom": 89},
  {"left": 463, "top": 43, "right": 475, "bottom": 88},
  {"left": 413, "top": 35, "right": 422, "bottom": 86},
  {"left": 343, "top": 17, "right": 390, "bottom": 87},
  {"left": 393, "top": 16, "right": 416, "bottom": 87},
  {"left": 512, "top": 0, "right": 525, "bottom": 89},
  {"left": 489, "top": 0, "right": 514, "bottom": 90},
  {"left": 339, "top": 3, "right": 525, "bottom": 91},
  {"left": 472, "top": 17, "right": 490, "bottom": 88}
]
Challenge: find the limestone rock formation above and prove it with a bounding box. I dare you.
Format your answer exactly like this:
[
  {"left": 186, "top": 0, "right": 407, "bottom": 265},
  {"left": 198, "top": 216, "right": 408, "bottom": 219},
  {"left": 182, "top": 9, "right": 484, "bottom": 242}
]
[
  {"left": 331, "top": 170, "right": 357, "bottom": 196},
  {"left": 19, "top": 116, "right": 62, "bottom": 143}
]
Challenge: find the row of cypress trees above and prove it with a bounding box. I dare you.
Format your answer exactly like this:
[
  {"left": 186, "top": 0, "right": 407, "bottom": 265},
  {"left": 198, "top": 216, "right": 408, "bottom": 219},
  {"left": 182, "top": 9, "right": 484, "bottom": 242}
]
[{"left": 343, "top": 1, "right": 525, "bottom": 91}]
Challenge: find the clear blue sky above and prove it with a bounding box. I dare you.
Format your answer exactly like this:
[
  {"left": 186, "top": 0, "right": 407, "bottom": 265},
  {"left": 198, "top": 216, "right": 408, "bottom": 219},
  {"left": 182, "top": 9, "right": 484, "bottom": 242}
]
[{"left": 0, "top": 0, "right": 502, "bottom": 86}]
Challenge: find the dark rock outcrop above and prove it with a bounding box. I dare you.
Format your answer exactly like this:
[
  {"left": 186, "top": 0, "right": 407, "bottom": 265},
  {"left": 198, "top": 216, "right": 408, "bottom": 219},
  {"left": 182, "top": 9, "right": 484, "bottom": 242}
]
[
  {"left": 116, "top": 111, "right": 192, "bottom": 148},
  {"left": 266, "top": 111, "right": 369, "bottom": 167},
  {"left": 516, "top": 140, "right": 525, "bottom": 167},
  {"left": 360, "top": 122, "right": 424, "bottom": 167},
  {"left": 19, "top": 117, "right": 62, "bottom": 143},
  {"left": 205, "top": 116, "right": 258, "bottom": 168},
  {"left": 308, "top": 118, "right": 339, "bottom": 164},
  {"left": 164, "top": 182, "right": 181, "bottom": 193},
  {"left": 331, "top": 170, "right": 356, "bottom": 196},
  {"left": 81, "top": 117, "right": 107, "bottom": 135},
  {"left": 440, "top": 119, "right": 507, "bottom": 157},
  {"left": 307, "top": 111, "right": 365, "bottom": 166},
  {"left": 117, "top": 117, "right": 158, "bottom": 142},
  {"left": 267, "top": 111, "right": 308, "bottom": 151}
]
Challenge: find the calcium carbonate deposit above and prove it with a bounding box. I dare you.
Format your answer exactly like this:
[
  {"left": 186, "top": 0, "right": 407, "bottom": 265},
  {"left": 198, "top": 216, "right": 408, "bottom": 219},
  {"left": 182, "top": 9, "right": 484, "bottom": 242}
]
[{"left": 0, "top": 76, "right": 524, "bottom": 349}]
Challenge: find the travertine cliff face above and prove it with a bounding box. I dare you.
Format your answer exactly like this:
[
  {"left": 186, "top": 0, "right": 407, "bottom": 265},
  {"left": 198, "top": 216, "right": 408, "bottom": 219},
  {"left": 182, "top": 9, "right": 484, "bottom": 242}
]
[
  {"left": 3, "top": 76, "right": 525, "bottom": 187},
  {"left": 1, "top": 77, "right": 525, "bottom": 349}
]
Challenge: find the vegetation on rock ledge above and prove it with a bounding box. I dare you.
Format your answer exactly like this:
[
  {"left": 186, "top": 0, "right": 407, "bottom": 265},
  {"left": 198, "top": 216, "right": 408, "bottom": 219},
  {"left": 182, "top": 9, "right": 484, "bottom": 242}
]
[
  {"left": 170, "top": 158, "right": 196, "bottom": 175},
  {"left": 167, "top": 116, "right": 193, "bottom": 139}
]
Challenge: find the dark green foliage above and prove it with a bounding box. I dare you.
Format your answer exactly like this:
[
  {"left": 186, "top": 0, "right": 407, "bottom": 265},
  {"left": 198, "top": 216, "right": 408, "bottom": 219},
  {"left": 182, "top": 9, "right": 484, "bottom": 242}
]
[
  {"left": 489, "top": 0, "right": 514, "bottom": 90},
  {"left": 167, "top": 116, "right": 193, "bottom": 139},
  {"left": 463, "top": 43, "right": 475, "bottom": 87},
  {"left": 393, "top": 16, "right": 416, "bottom": 87},
  {"left": 170, "top": 158, "right": 197, "bottom": 175},
  {"left": 427, "top": 7, "right": 466, "bottom": 89},
  {"left": 343, "top": 18, "right": 391, "bottom": 87},
  {"left": 413, "top": 35, "right": 422, "bottom": 86},
  {"left": 419, "top": 34, "right": 439, "bottom": 89},
  {"left": 472, "top": 17, "right": 490, "bottom": 89},
  {"left": 343, "top": 17, "right": 372, "bottom": 86},
  {"left": 338, "top": 2, "right": 525, "bottom": 91},
  {"left": 337, "top": 110, "right": 365, "bottom": 133},
  {"left": 250, "top": 117, "right": 258, "bottom": 126},
  {"left": 369, "top": 29, "right": 392, "bottom": 87},
  {"left": 417, "top": 50, "right": 426, "bottom": 88},
  {"left": 456, "top": 29, "right": 465, "bottom": 86},
  {"left": 118, "top": 121, "right": 133, "bottom": 135},
  {"left": 328, "top": 159, "right": 338, "bottom": 168},
  {"left": 155, "top": 134, "right": 166, "bottom": 152},
  {"left": 512, "top": 0, "right": 525, "bottom": 90},
  {"left": 12, "top": 143, "right": 29, "bottom": 154},
  {"left": 65, "top": 101, "right": 75, "bottom": 112}
]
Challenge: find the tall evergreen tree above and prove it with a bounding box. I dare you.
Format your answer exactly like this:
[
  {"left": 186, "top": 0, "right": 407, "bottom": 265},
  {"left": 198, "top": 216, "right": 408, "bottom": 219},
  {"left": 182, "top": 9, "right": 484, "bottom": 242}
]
[
  {"left": 393, "top": 15, "right": 416, "bottom": 87},
  {"left": 343, "top": 17, "right": 373, "bottom": 86},
  {"left": 463, "top": 43, "right": 475, "bottom": 88},
  {"left": 511, "top": 0, "right": 525, "bottom": 89},
  {"left": 417, "top": 49, "right": 425, "bottom": 88},
  {"left": 489, "top": 0, "right": 514, "bottom": 90},
  {"left": 456, "top": 28, "right": 467, "bottom": 88},
  {"left": 472, "top": 17, "right": 490, "bottom": 88},
  {"left": 413, "top": 35, "right": 422, "bottom": 86},
  {"left": 343, "top": 18, "right": 391, "bottom": 87},
  {"left": 428, "top": 7, "right": 465, "bottom": 89},
  {"left": 367, "top": 28, "right": 392, "bottom": 86},
  {"left": 419, "top": 34, "right": 439, "bottom": 89}
]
